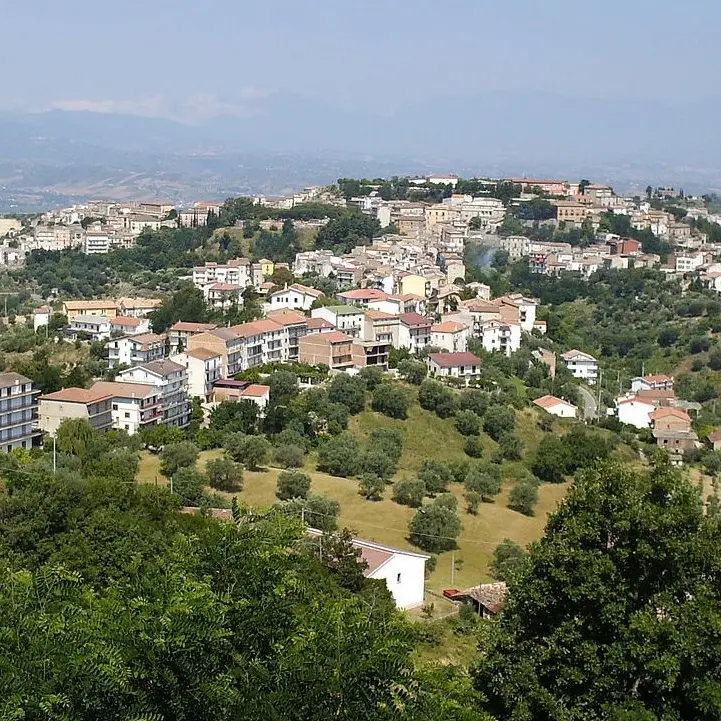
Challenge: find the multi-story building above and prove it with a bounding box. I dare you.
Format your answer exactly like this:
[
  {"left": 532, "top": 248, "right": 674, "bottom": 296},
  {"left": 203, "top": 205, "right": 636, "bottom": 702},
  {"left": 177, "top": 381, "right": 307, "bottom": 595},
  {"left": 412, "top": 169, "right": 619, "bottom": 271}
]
[
  {"left": 168, "top": 321, "right": 219, "bottom": 353},
  {"left": 192, "top": 259, "right": 252, "bottom": 289},
  {"left": 206, "top": 283, "right": 244, "bottom": 310},
  {"left": 477, "top": 320, "right": 522, "bottom": 356},
  {"left": 118, "top": 298, "right": 162, "bottom": 318},
  {"left": 62, "top": 300, "right": 118, "bottom": 321},
  {"left": 117, "top": 360, "right": 190, "bottom": 428},
  {"left": 431, "top": 321, "right": 470, "bottom": 353},
  {"left": 110, "top": 316, "right": 151, "bottom": 336},
  {"left": 427, "top": 352, "right": 482, "bottom": 383},
  {"left": 70, "top": 314, "right": 112, "bottom": 341},
  {"left": 85, "top": 227, "right": 111, "bottom": 254},
  {"left": 265, "top": 309, "right": 309, "bottom": 362},
  {"left": 188, "top": 328, "right": 244, "bottom": 378},
  {"left": 231, "top": 318, "right": 287, "bottom": 370},
  {"left": 561, "top": 349, "right": 599, "bottom": 384},
  {"left": 39, "top": 387, "right": 114, "bottom": 437},
  {"left": 171, "top": 348, "right": 222, "bottom": 402},
  {"left": 107, "top": 333, "right": 166, "bottom": 368},
  {"left": 299, "top": 331, "right": 367, "bottom": 371},
  {"left": 0, "top": 373, "right": 39, "bottom": 452},
  {"left": 312, "top": 305, "right": 365, "bottom": 337},
  {"left": 398, "top": 313, "right": 433, "bottom": 353}
]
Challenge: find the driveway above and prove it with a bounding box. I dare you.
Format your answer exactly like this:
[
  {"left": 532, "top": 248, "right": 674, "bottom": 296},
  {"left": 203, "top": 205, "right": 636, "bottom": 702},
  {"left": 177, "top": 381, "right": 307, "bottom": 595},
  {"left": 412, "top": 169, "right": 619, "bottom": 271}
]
[{"left": 578, "top": 385, "right": 597, "bottom": 420}]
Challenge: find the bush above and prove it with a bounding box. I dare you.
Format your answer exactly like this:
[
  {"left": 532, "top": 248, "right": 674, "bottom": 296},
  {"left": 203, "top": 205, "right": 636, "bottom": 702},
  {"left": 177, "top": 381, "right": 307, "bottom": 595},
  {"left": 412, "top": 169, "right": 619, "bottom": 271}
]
[
  {"left": 304, "top": 494, "right": 340, "bottom": 532},
  {"left": 277, "top": 470, "right": 312, "bottom": 500},
  {"left": 371, "top": 383, "right": 410, "bottom": 419},
  {"left": 361, "top": 450, "right": 396, "bottom": 481},
  {"left": 397, "top": 358, "right": 427, "bottom": 385},
  {"left": 358, "top": 473, "right": 386, "bottom": 501},
  {"left": 465, "top": 463, "right": 502, "bottom": 502},
  {"left": 497, "top": 433, "right": 524, "bottom": 461},
  {"left": 490, "top": 539, "right": 526, "bottom": 582},
  {"left": 328, "top": 374, "right": 366, "bottom": 414},
  {"left": 160, "top": 441, "right": 199, "bottom": 478},
  {"left": 369, "top": 428, "right": 403, "bottom": 462},
  {"left": 171, "top": 467, "right": 205, "bottom": 506},
  {"left": 483, "top": 406, "right": 515, "bottom": 441},
  {"left": 317, "top": 433, "right": 363, "bottom": 477},
  {"left": 455, "top": 409, "right": 481, "bottom": 436},
  {"left": 508, "top": 478, "right": 539, "bottom": 516},
  {"left": 464, "top": 490, "right": 482, "bottom": 515},
  {"left": 408, "top": 500, "right": 461, "bottom": 552},
  {"left": 464, "top": 436, "right": 484, "bottom": 458},
  {"left": 224, "top": 434, "right": 271, "bottom": 471},
  {"left": 418, "top": 459, "right": 454, "bottom": 495},
  {"left": 418, "top": 379, "right": 457, "bottom": 418},
  {"left": 205, "top": 456, "right": 243, "bottom": 492},
  {"left": 359, "top": 365, "right": 385, "bottom": 390},
  {"left": 274, "top": 443, "right": 306, "bottom": 468},
  {"left": 459, "top": 390, "right": 489, "bottom": 417},
  {"left": 392, "top": 478, "right": 426, "bottom": 508}
]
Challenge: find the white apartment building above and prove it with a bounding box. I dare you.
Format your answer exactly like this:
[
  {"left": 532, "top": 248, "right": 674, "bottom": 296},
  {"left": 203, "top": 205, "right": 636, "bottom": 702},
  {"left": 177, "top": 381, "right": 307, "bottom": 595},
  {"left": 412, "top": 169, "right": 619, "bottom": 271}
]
[
  {"left": 85, "top": 228, "right": 111, "bottom": 254},
  {"left": 562, "top": 349, "right": 599, "bottom": 384},
  {"left": 92, "top": 381, "right": 164, "bottom": 435},
  {"left": 110, "top": 316, "right": 150, "bottom": 336},
  {"left": 192, "top": 259, "right": 252, "bottom": 289},
  {"left": 231, "top": 318, "right": 287, "bottom": 371},
  {"left": 107, "top": 333, "right": 166, "bottom": 369},
  {"left": 0, "top": 373, "right": 38, "bottom": 452},
  {"left": 70, "top": 314, "right": 112, "bottom": 341},
  {"left": 312, "top": 305, "right": 365, "bottom": 337},
  {"left": 170, "top": 348, "right": 222, "bottom": 402},
  {"left": 430, "top": 321, "right": 470, "bottom": 353},
  {"left": 477, "top": 320, "right": 522, "bottom": 356},
  {"left": 117, "top": 360, "right": 190, "bottom": 428}
]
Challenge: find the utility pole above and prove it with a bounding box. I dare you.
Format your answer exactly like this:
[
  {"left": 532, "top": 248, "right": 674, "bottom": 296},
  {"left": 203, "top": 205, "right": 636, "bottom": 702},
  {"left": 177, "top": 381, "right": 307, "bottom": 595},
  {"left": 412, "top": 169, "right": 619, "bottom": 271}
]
[
  {"left": 52, "top": 437, "right": 56, "bottom": 475},
  {"left": 617, "top": 369, "right": 621, "bottom": 395},
  {"left": 451, "top": 553, "right": 455, "bottom": 586},
  {"left": 597, "top": 369, "right": 603, "bottom": 409}
]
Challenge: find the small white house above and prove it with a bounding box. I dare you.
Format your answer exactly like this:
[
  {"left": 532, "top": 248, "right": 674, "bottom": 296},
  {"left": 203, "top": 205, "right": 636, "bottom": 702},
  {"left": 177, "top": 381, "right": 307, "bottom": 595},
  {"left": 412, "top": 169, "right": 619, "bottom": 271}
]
[
  {"left": 561, "top": 349, "right": 599, "bottom": 384},
  {"left": 630, "top": 374, "right": 674, "bottom": 393},
  {"left": 532, "top": 394, "right": 577, "bottom": 418},
  {"left": 427, "top": 352, "right": 482, "bottom": 382},
  {"left": 33, "top": 306, "right": 52, "bottom": 332},
  {"left": 70, "top": 314, "right": 111, "bottom": 341},
  {"left": 616, "top": 395, "right": 656, "bottom": 429},
  {"left": 268, "top": 283, "right": 324, "bottom": 311},
  {"left": 430, "top": 321, "right": 470, "bottom": 353},
  {"left": 308, "top": 530, "right": 429, "bottom": 610}
]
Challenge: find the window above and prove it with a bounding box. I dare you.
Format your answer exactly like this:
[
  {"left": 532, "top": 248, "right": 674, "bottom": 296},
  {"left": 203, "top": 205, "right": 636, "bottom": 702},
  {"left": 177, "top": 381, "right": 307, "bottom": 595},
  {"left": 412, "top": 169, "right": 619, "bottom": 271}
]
[
  {"left": 112, "top": 404, "right": 118, "bottom": 411},
  {"left": 124, "top": 412, "right": 130, "bottom": 418},
  {"left": 396, "top": 573, "right": 402, "bottom": 583}
]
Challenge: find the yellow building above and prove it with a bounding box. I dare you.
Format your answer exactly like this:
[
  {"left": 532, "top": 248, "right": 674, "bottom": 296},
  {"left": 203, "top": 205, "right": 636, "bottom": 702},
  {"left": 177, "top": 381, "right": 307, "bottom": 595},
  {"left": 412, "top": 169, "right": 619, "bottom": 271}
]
[
  {"left": 62, "top": 300, "right": 118, "bottom": 320},
  {"left": 258, "top": 258, "right": 275, "bottom": 278},
  {"left": 399, "top": 274, "right": 427, "bottom": 298}
]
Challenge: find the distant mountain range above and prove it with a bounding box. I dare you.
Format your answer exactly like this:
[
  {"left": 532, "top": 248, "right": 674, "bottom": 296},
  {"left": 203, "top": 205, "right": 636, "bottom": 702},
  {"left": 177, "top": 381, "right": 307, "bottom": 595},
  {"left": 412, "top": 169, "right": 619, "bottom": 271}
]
[{"left": 2, "top": 91, "right": 721, "bottom": 210}]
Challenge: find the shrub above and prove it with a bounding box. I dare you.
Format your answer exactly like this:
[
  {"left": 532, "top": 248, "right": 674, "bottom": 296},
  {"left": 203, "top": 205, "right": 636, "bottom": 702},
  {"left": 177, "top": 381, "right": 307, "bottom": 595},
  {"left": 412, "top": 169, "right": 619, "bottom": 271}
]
[
  {"left": 224, "top": 434, "right": 271, "bottom": 471},
  {"left": 369, "top": 428, "right": 403, "bottom": 462},
  {"left": 418, "top": 379, "right": 457, "bottom": 418},
  {"left": 497, "top": 433, "right": 524, "bottom": 461},
  {"left": 459, "top": 390, "right": 490, "bottom": 417},
  {"left": 205, "top": 456, "right": 243, "bottom": 492},
  {"left": 408, "top": 500, "right": 461, "bottom": 552},
  {"left": 328, "top": 374, "right": 366, "bottom": 414},
  {"left": 392, "top": 478, "right": 426, "bottom": 508},
  {"left": 465, "top": 463, "right": 502, "bottom": 502},
  {"left": 371, "top": 383, "right": 410, "bottom": 419},
  {"left": 277, "top": 470, "right": 312, "bottom": 500},
  {"left": 418, "top": 459, "right": 454, "bottom": 495},
  {"left": 359, "top": 365, "right": 385, "bottom": 390},
  {"left": 274, "top": 443, "right": 306, "bottom": 468},
  {"left": 464, "top": 436, "right": 484, "bottom": 458},
  {"left": 455, "top": 409, "right": 481, "bottom": 436},
  {"left": 464, "top": 490, "right": 482, "bottom": 515},
  {"left": 483, "top": 406, "right": 515, "bottom": 441},
  {"left": 397, "top": 358, "right": 427, "bottom": 385},
  {"left": 358, "top": 473, "right": 386, "bottom": 501},
  {"left": 508, "top": 478, "right": 539, "bottom": 516},
  {"left": 317, "top": 433, "right": 363, "bottom": 477},
  {"left": 361, "top": 450, "right": 396, "bottom": 481},
  {"left": 490, "top": 538, "right": 526, "bottom": 582},
  {"left": 160, "top": 441, "right": 199, "bottom": 478},
  {"left": 171, "top": 467, "right": 205, "bottom": 506}
]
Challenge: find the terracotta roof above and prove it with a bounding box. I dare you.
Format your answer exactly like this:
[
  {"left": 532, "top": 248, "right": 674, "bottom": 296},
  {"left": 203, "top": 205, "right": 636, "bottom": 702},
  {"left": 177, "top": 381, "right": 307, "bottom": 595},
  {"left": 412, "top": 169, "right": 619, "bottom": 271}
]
[
  {"left": 135, "top": 359, "right": 185, "bottom": 376},
  {"left": 185, "top": 347, "right": 221, "bottom": 360},
  {"left": 338, "top": 288, "right": 388, "bottom": 301},
  {"left": 562, "top": 349, "right": 597, "bottom": 362},
  {"left": 639, "top": 374, "right": 673, "bottom": 384},
  {"left": 208, "top": 283, "right": 240, "bottom": 291},
  {"left": 170, "top": 321, "right": 218, "bottom": 333},
  {"left": 428, "top": 352, "right": 481, "bottom": 368},
  {"left": 616, "top": 395, "right": 655, "bottom": 406},
  {"left": 128, "top": 332, "right": 165, "bottom": 347},
  {"left": 306, "top": 317, "right": 335, "bottom": 330},
  {"left": 462, "top": 298, "right": 499, "bottom": 313},
  {"left": 208, "top": 327, "right": 241, "bottom": 341},
  {"left": 365, "top": 309, "right": 397, "bottom": 321},
  {"left": 399, "top": 312, "right": 432, "bottom": 327},
  {"left": 637, "top": 389, "right": 675, "bottom": 401},
  {"left": 269, "top": 283, "right": 324, "bottom": 298},
  {"left": 239, "top": 384, "right": 270, "bottom": 398},
  {"left": 432, "top": 321, "right": 467, "bottom": 333},
  {"left": 0, "top": 372, "right": 32, "bottom": 389},
  {"left": 650, "top": 407, "right": 691, "bottom": 423},
  {"left": 533, "top": 394, "right": 575, "bottom": 410},
  {"left": 90, "top": 381, "right": 158, "bottom": 399},
  {"left": 231, "top": 318, "right": 284, "bottom": 337},
  {"left": 111, "top": 316, "right": 142, "bottom": 327},
  {"left": 265, "top": 309, "right": 308, "bottom": 326},
  {"left": 305, "top": 330, "right": 354, "bottom": 343},
  {"left": 464, "top": 582, "right": 508, "bottom": 615},
  {"left": 41, "top": 387, "right": 112, "bottom": 404},
  {"left": 63, "top": 300, "right": 117, "bottom": 310}
]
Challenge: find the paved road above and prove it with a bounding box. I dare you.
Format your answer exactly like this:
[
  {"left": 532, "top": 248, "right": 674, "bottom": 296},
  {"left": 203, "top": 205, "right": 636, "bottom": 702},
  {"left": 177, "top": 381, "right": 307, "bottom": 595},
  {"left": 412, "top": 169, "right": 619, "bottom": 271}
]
[{"left": 578, "top": 385, "right": 597, "bottom": 420}]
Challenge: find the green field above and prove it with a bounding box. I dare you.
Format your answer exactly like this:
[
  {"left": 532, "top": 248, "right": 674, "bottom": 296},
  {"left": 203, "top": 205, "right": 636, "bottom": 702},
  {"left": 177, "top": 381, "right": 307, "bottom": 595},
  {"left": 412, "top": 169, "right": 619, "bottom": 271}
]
[{"left": 137, "top": 402, "right": 569, "bottom": 591}]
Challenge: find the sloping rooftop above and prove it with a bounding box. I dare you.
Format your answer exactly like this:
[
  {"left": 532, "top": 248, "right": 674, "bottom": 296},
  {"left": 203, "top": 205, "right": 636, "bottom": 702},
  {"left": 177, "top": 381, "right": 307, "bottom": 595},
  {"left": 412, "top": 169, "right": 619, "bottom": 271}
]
[
  {"left": 533, "top": 394, "right": 575, "bottom": 410},
  {"left": 428, "top": 352, "right": 482, "bottom": 368}
]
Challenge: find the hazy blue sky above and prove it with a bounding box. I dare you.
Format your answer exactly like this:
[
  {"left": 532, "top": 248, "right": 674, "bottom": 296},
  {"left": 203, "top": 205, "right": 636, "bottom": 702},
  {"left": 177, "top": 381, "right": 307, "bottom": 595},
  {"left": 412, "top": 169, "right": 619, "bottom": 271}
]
[{"left": 3, "top": 0, "right": 719, "bottom": 120}]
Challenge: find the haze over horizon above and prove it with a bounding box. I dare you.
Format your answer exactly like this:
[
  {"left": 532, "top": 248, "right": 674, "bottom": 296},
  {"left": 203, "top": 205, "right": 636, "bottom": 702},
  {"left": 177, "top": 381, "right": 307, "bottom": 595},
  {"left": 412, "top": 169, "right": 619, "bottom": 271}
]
[{"left": 3, "top": 0, "right": 721, "bottom": 207}]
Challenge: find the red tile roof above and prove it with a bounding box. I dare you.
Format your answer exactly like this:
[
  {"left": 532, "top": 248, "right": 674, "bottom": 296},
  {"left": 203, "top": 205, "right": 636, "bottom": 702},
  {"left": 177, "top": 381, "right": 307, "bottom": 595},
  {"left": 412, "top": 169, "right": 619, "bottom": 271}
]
[
  {"left": 431, "top": 321, "right": 466, "bottom": 333},
  {"left": 338, "top": 288, "right": 388, "bottom": 301},
  {"left": 240, "top": 384, "right": 270, "bottom": 398},
  {"left": 170, "top": 322, "right": 218, "bottom": 333},
  {"left": 533, "top": 394, "right": 574, "bottom": 409},
  {"left": 428, "top": 352, "right": 481, "bottom": 368},
  {"left": 649, "top": 407, "right": 691, "bottom": 422},
  {"left": 399, "top": 312, "right": 432, "bottom": 327}
]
